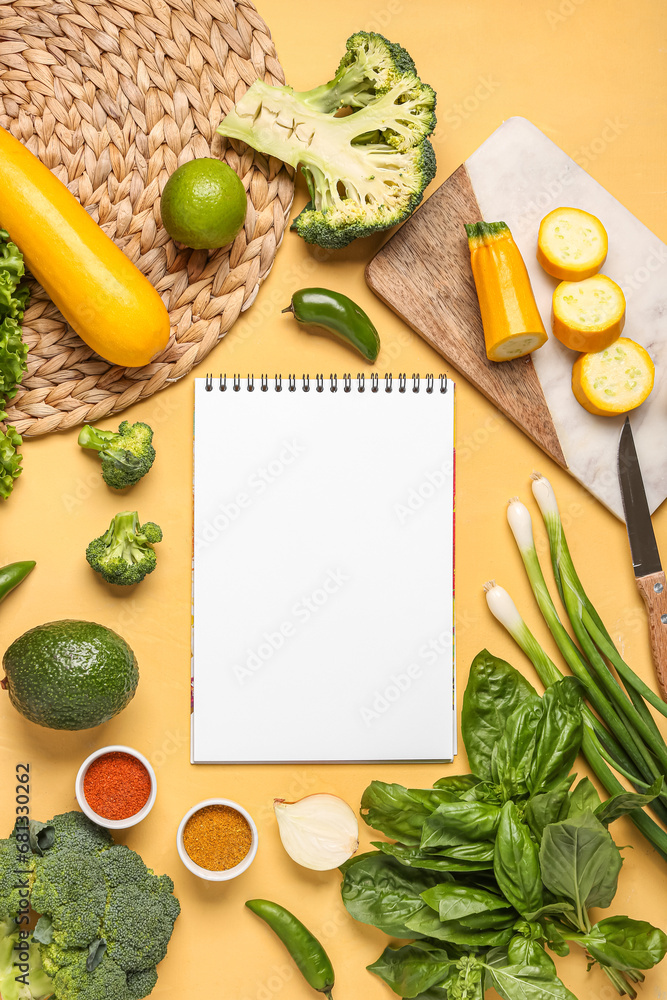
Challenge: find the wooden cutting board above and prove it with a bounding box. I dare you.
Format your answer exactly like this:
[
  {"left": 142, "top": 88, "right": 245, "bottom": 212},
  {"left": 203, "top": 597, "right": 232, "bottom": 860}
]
[{"left": 366, "top": 117, "right": 667, "bottom": 520}]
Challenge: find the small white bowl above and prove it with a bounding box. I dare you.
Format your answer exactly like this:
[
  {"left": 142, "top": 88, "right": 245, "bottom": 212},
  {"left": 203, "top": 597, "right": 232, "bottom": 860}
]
[
  {"left": 75, "top": 745, "right": 157, "bottom": 830},
  {"left": 176, "top": 798, "right": 258, "bottom": 881}
]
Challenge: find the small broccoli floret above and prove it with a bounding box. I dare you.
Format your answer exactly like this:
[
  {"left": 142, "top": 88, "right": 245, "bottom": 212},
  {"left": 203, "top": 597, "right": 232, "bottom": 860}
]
[
  {"left": 217, "top": 32, "right": 436, "bottom": 248},
  {"left": 0, "top": 917, "right": 53, "bottom": 1000},
  {"left": 86, "top": 511, "right": 162, "bottom": 586},
  {"left": 78, "top": 420, "right": 155, "bottom": 490}
]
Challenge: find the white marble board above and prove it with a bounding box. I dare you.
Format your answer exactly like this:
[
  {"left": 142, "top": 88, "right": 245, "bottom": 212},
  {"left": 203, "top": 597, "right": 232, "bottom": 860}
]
[{"left": 466, "top": 117, "right": 666, "bottom": 520}]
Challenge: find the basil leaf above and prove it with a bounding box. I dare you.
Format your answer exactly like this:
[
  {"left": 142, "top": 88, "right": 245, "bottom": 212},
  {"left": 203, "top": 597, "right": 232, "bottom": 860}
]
[
  {"left": 483, "top": 948, "right": 579, "bottom": 1000},
  {"left": 421, "top": 883, "right": 513, "bottom": 923},
  {"left": 582, "top": 916, "right": 667, "bottom": 971},
  {"left": 421, "top": 802, "right": 501, "bottom": 849},
  {"left": 541, "top": 922, "right": 570, "bottom": 958},
  {"left": 367, "top": 944, "right": 453, "bottom": 998},
  {"left": 406, "top": 908, "right": 514, "bottom": 947},
  {"left": 361, "top": 781, "right": 458, "bottom": 844},
  {"left": 494, "top": 802, "right": 543, "bottom": 918},
  {"left": 525, "top": 776, "right": 574, "bottom": 841},
  {"left": 373, "top": 842, "right": 493, "bottom": 872},
  {"left": 433, "top": 841, "right": 496, "bottom": 863},
  {"left": 527, "top": 678, "right": 583, "bottom": 795},
  {"left": 567, "top": 777, "right": 602, "bottom": 818},
  {"left": 341, "top": 854, "right": 449, "bottom": 937},
  {"left": 523, "top": 902, "right": 574, "bottom": 922},
  {"left": 492, "top": 702, "right": 542, "bottom": 799},
  {"left": 461, "top": 649, "right": 540, "bottom": 780},
  {"left": 594, "top": 777, "right": 664, "bottom": 826},
  {"left": 433, "top": 774, "right": 481, "bottom": 794},
  {"left": 338, "top": 850, "right": 381, "bottom": 875},
  {"left": 506, "top": 936, "right": 556, "bottom": 975},
  {"left": 539, "top": 811, "right": 622, "bottom": 912}
]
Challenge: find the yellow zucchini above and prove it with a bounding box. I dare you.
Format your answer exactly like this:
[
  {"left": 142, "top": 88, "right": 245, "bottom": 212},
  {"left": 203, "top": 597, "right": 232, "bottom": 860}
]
[
  {"left": 538, "top": 207, "right": 607, "bottom": 281},
  {"left": 572, "top": 338, "right": 654, "bottom": 416},
  {"left": 552, "top": 274, "right": 625, "bottom": 353},
  {"left": 0, "top": 126, "right": 170, "bottom": 368},
  {"left": 465, "top": 221, "right": 547, "bottom": 362}
]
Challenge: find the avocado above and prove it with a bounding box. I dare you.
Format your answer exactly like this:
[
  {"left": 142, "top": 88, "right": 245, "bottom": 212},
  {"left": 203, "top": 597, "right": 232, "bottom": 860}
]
[{"left": 1, "top": 619, "right": 138, "bottom": 730}]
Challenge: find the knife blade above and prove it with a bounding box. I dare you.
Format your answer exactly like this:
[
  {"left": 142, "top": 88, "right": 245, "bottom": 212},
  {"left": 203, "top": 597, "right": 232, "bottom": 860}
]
[{"left": 618, "top": 416, "right": 667, "bottom": 702}]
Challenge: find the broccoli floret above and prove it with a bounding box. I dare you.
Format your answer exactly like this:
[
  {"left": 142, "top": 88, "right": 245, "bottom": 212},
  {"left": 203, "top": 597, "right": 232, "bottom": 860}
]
[
  {"left": 36, "top": 814, "right": 113, "bottom": 858},
  {"left": 0, "top": 917, "right": 53, "bottom": 1000},
  {"left": 86, "top": 511, "right": 162, "bottom": 586},
  {"left": 78, "top": 421, "right": 155, "bottom": 490},
  {"left": 31, "top": 853, "right": 106, "bottom": 949},
  {"left": 125, "top": 967, "right": 158, "bottom": 1000},
  {"left": 295, "top": 31, "right": 419, "bottom": 112},
  {"left": 7, "top": 812, "right": 179, "bottom": 1000},
  {"left": 51, "top": 952, "right": 127, "bottom": 1000},
  {"left": 217, "top": 31, "right": 436, "bottom": 248}
]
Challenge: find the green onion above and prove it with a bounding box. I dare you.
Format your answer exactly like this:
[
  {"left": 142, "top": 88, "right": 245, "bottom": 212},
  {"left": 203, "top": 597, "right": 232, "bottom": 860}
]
[{"left": 485, "top": 475, "right": 667, "bottom": 863}]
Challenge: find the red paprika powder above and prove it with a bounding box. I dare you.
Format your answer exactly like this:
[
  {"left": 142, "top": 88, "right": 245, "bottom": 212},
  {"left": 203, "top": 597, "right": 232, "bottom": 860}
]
[{"left": 83, "top": 751, "right": 151, "bottom": 820}]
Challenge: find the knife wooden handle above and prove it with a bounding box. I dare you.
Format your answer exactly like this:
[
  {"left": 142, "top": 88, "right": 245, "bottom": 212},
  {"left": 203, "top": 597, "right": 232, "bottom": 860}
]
[{"left": 636, "top": 571, "right": 667, "bottom": 703}]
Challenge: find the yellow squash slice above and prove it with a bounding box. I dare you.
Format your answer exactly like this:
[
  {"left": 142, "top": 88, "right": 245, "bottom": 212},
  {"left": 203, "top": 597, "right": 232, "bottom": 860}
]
[
  {"left": 552, "top": 274, "right": 625, "bottom": 353},
  {"left": 572, "top": 338, "right": 654, "bottom": 416},
  {"left": 538, "top": 207, "right": 608, "bottom": 281}
]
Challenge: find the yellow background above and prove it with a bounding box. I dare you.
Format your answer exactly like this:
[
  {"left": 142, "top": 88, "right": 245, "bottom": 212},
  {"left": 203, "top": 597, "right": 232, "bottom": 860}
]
[{"left": 2, "top": 0, "right": 667, "bottom": 997}]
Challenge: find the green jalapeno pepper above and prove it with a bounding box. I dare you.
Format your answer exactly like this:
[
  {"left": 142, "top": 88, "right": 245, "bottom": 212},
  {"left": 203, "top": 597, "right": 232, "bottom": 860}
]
[
  {"left": 283, "top": 287, "right": 380, "bottom": 363},
  {"left": 246, "top": 898, "right": 335, "bottom": 999},
  {"left": 0, "top": 561, "right": 35, "bottom": 604}
]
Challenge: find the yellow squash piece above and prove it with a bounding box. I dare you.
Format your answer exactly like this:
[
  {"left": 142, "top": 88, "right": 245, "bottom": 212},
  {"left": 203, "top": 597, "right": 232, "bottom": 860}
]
[
  {"left": 552, "top": 274, "right": 625, "bottom": 353},
  {"left": 0, "top": 125, "right": 170, "bottom": 367},
  {"left": 572, "top": 338, "right": 655, "bottom": 416},
  {"left": 465, "top": 221, "right": 547, "bottom": 362},
  {"left": 537, "top": 207, "right": 608, "bottom": 281}
]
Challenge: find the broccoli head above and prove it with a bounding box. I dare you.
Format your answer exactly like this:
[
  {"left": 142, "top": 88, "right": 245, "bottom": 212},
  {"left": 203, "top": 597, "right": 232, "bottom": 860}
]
[
  {"left": 86, "top": 511, "right": 162, "bottom": 586},
  {"left": 78, "top": 420, "right": 155, "bottom": 490},
  {"left": 0, "top": 917, "right": 53, "bottom": 1000},
  {"left": 2, "top": 812, "right": 180, "bottom": 1000},
  {"left": 217, "top": 31, "right": 436, "bottom": 248}
]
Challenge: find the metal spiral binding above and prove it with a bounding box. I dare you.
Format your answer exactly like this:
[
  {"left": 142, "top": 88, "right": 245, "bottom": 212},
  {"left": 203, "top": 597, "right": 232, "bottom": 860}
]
[{"left": 205, "top": 373, "right": 449, "bottom": 393}]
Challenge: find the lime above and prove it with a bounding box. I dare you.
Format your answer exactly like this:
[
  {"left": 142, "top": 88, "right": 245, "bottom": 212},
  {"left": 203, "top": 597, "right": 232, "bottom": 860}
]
[{"left": 160, "top": 158, "right": 247, "bottom": 250}]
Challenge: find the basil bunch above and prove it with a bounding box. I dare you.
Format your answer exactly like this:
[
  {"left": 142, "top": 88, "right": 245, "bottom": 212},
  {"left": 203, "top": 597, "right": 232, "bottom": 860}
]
[{"left": 341, "top": 650, "right": 667, "bottom": 1000}]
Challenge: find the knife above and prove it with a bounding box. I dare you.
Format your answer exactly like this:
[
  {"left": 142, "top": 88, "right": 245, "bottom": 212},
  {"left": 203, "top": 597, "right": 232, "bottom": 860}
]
[{"left": 618, "top": 416, "right": 667, "bottom": 702}]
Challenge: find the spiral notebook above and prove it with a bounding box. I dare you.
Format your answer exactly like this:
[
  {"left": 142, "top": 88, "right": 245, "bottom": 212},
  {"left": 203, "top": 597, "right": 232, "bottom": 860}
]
[{"left": 192, "top": 374, "right": 456, "bottom": 763}]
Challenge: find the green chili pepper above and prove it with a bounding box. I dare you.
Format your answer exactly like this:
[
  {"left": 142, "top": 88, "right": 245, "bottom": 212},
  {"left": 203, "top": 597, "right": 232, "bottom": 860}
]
[
  {"left": 0, "top": 561, "right": 35, "bottom": 603},
  {"left": 245, "top": 898, "right": 335, "bottom": 999},
  {"left": 283, "top": 287, "right": 380, "bottom": 363}
]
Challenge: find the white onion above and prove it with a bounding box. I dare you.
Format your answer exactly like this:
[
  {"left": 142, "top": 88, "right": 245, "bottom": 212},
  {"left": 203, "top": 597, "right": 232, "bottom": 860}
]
[{"left": 274, "top": 794, "right": 359, "bottom": 871}]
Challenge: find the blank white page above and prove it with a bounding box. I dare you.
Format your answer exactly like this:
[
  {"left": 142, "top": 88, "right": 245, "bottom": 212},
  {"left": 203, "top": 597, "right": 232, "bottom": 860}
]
[{"left": 192, "top": 376, "right": 455, "bottom": 763}]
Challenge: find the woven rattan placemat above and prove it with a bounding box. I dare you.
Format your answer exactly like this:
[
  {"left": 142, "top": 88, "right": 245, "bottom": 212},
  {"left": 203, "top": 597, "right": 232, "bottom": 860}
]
[{"left": 0, "top": 0, "right": 295, "bottom": 436}]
